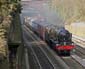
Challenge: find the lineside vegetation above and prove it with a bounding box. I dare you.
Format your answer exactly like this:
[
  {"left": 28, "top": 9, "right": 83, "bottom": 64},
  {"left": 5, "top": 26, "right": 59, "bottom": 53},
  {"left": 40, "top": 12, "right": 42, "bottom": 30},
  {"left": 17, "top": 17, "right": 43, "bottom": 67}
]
[
  {"left": 50, "top": 0, "right": 85, "bottom": 24},
  {"left": 0, "top": 0, "right": 21, "bottom": 61}
]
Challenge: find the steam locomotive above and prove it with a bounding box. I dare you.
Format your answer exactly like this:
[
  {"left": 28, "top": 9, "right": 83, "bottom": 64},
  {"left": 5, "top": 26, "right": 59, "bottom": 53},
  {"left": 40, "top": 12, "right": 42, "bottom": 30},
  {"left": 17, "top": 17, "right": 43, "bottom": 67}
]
[{"left": 26, "top": 17, "right": 75, "bottom": 55}]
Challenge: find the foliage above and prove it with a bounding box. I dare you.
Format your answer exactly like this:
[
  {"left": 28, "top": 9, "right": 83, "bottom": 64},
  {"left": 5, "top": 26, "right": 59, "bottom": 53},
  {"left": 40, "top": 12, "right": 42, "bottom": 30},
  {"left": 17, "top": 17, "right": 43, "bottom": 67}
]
[
  {"left": 0, "top": 0, "right": 21, "bottom": 58},
  {"left": 50, "top": 0, "right": 85, "bottom": 24}
]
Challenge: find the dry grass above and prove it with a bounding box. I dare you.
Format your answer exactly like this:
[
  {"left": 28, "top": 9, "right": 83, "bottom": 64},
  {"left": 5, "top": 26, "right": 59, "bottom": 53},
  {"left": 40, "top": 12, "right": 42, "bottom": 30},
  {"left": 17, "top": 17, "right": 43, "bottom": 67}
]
[
  {"left": 65, "top": 24, "right": 85, "bottom": 38},
  {"left": 50, "top": 0, "right": 85, "bottom": 23}
]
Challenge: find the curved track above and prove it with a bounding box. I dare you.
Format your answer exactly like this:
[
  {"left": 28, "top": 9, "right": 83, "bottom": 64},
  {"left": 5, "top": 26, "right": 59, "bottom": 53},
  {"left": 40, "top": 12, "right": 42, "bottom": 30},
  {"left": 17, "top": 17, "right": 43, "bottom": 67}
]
[
  {"left": 23, "top": 25, "right": 54, "bottom": 69},
  {"left": 26, "top": 46, "right": 40, "bottom": 69},
  {"left": 61, "top": 56, "right": 85, "bottom": 69},
  {"left": 23, "top": 24, "right": 70, "bottom": 69},
  {"left": 23, "top": 24, "right": 85, "bottom": 69},
  {"left": 31, "top": 45, "right": 54, "bottom": 69}
]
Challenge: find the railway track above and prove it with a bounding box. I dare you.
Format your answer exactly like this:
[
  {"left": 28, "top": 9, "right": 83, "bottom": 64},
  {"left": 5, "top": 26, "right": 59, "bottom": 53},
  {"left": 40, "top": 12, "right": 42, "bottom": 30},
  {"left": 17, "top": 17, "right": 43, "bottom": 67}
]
[
  {"left": 72, "top": 35, "right": 85, "bottom": 57},
  {"left": 31, "top": 45, "right": 54, "bottom": 69},
  {"left": 74, "top": 36, "right": 85, "bottom": 59},
  {"left": 74, "top": 50, "right": 85, "bottom": 59},
  {"left": 23, "top": 26, "right": 34, "bottom": 42},
  {"left": 24, "top": 24, "right": 70, "bottom": 68},
  {"left": 23, "top": 25, "right": 41, "bottom": 69},
  {"left": 40, "top": 44, "right": 69, "bottom": 69},
  {"left": 23, "top": 24, "right": 69, "bottom": 69},
  {"left": 72, "top": 36, "right": 85, "bottom": 48},
  {"left": 71, "top": 45, "right": 85, "bottom": 68},
  {"left": 61, "top": 56, "right": 84, "bottom": 69},
  {"left": 40, "top": 42, "right": 85, "bottom": 69},
  {"left": 23, "top": 24, "right": 85, "bottom": 69},
  {"left": 75, "top": 45, "right": 85, "bottom": 55},
  {"left": 23, "top": 25, "right": 39, "bottom": 41},
  {"left": 61, "top": 41, "right": 85, "bottom": 69},
  {"left": 23, "top": 25, "right": 55, "bottom": 69},
  {"left": 26, "top": 45, "right": 41, "bottom": 69},
  {"left": 74, "top": 46, "right": 85, "bottom": 59},
  {"left": 24, "top": 39, "right": 54, "bottom": 69}
]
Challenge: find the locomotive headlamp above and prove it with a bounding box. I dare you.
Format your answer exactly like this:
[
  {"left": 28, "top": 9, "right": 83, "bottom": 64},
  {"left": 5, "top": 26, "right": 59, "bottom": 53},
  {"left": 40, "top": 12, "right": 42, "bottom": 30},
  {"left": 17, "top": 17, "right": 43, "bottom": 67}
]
[{"left": 56, "top": 44, "right": 59, "bottom": 46}]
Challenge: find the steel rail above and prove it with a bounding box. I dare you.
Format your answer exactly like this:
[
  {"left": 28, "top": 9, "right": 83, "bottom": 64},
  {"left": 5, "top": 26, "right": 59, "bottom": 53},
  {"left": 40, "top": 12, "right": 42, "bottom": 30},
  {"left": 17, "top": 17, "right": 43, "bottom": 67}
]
[
  {"left": 23, "top": 25, "right": 42, "bottom": 69},
  {"left": 26, "top": 26, "right": 70, "bottom": 69},
  {"left": 61, "top": 56, "right": 85, "bottom": 69},
  {"left": 24, "top": 48, "right": 30, "bottom": 69},
  {"left": 24, "top": 24, "right": 85, "bottom": 69},
  {"left": 32, "top": 45, "right": 54, "bottom": 69},
  {"left": 23, "top": 26, "right": 54, "bottom": 69},
  {"left": 24, "top": 37, "right": 42, "bottom": 69},
  {"left": 71, "top": 54, "right": 85, "bottom": 68},
  {"left": 41, "top": 44, "right": 70, "bottom": 69},
  {"left": 30, "top": 45, "right": 42, "bottom": 69},
  {"left": 25, "top": 26, "right": 58, "bottom": 69},
  {"left": 72, "top": 36, "right": 85, "bottom": 48},
  {"left": 38, "top": 45, "right": 56, "bottom": 69}
]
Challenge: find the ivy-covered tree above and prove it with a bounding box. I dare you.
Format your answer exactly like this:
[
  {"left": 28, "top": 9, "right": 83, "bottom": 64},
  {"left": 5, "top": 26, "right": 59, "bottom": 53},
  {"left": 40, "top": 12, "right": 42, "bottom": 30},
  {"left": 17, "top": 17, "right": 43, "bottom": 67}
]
[
  {"left": 50, "top": 0, "right": 85, "bottom": 23},
  {"left": 0, "top": 0, "right": 21, "bottom": 64}
]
